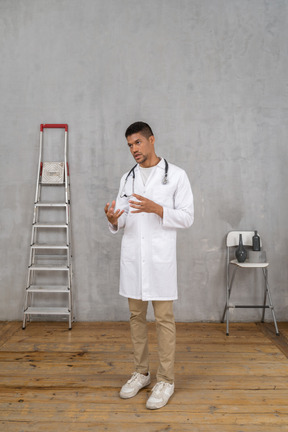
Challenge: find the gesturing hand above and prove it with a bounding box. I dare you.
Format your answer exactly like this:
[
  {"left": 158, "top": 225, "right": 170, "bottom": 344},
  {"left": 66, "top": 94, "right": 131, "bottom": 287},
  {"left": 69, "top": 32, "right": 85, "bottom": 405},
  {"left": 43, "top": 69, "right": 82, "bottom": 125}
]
[
  {"left": 104, "top": 201, "right": 124, "bottom": 226},
  {"left": 129, "top": 194, "right": 163, "bottom": 218}
]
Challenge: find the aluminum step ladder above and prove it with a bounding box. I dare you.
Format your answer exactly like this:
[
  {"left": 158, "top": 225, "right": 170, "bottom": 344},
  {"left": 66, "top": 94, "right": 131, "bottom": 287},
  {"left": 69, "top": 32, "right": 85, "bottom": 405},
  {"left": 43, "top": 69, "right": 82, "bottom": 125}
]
[{"left": 23, "top": 124, "right": 73, "bottom": 329}]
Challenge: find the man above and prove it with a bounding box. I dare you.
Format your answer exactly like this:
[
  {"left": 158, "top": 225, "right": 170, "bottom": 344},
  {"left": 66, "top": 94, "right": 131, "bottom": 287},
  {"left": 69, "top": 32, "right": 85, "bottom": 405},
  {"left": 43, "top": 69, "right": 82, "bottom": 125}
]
[{"left": 104, "top": 121, "right": 194, "bottom": 409}]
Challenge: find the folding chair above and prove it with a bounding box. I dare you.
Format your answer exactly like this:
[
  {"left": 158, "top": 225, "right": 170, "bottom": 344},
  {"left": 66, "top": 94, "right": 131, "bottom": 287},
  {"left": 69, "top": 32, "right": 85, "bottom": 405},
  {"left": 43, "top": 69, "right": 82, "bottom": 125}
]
[{"left": 221, "top": 230, "right": 279, "bottom": 336}]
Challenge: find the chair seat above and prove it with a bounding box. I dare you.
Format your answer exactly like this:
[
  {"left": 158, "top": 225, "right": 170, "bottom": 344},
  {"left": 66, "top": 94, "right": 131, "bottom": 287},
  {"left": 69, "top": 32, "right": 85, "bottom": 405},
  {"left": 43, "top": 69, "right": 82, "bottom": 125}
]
[{"left": 230, "top": 259, "right": 269, "bottom": 268}]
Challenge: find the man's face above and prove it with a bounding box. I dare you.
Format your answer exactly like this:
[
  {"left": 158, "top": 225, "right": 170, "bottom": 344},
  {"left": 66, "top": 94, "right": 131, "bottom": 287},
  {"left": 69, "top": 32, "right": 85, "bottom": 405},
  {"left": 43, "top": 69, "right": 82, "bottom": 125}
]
[{"left": 126, "top": 132, "right": 155, "bottom": 167}]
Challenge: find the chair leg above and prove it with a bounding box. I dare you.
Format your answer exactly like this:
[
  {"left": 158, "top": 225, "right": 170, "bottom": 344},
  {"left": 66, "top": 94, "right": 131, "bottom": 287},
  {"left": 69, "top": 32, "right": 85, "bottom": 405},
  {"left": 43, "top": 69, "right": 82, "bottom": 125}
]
[
  {"left": 262, "top": 268, "right": 280, "bottom": 336},
  {"left": 222, "top": 267, "right": 237, "bottom": 335},
  {"left": 221, "top": 303, "right": 227, "bottom": 323},
  {"left": 226, "top": 309, "right": 229, "bottom": 336},
  {"left": 261, "top": 268, "right": 268, "bottom": 323},
  {"left": 221, "top": 302, "right": 229, "bottom": 335}
]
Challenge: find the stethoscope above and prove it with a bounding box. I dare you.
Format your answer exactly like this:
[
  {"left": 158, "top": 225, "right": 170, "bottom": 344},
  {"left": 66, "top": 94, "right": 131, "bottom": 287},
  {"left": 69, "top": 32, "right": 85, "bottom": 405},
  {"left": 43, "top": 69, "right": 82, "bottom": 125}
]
[{"left": 120, "top": 158, "right": 169, "bottom": 198}]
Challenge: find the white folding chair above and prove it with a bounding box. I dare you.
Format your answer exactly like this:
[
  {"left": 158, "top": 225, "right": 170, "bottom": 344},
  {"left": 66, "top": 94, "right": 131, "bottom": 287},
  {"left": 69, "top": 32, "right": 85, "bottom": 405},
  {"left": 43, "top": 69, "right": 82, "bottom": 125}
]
[{"left": 221, "top": 230, "right": 279, "bottom": 336}]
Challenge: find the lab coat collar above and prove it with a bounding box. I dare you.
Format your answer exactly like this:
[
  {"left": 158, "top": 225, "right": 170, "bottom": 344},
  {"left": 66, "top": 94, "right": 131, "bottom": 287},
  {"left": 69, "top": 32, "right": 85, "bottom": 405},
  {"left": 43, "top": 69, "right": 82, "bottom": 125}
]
[
  {"left": 134, "top": 158, "right": 165, "bottom": 191},
  {"left": 134, "top": 157, "right": 166, "bottom": 172}
]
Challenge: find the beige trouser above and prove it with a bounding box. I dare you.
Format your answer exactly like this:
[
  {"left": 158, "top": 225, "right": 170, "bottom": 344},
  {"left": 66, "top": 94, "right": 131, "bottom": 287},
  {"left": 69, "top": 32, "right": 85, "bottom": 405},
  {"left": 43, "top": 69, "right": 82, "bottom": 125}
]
[{"left": 128, "top": 298, "right": 176, "bottom": 384}]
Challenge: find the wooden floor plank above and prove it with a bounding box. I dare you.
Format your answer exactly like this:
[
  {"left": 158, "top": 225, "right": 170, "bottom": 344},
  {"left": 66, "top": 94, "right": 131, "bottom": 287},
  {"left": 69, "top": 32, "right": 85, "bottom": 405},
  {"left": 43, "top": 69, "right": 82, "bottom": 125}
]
[
  {"left": 0, "top": 388, "right": 288, "bottom": 405},
  {"left": 257, "top": 322, "right": 288, "bottom": 359},
  {"left": 0, "top": 349, "right": 284, "bottom": 362},
  {"left": 0, "top": 321, "right": 288, "bottom": 431},
  {"left": 2, "top": 409, "right": 288, "bottom": 425},
  {"left": 1, "top": 399, "right": 288, "bottom": 415},
  {"left": 1, "top": 355, "right": 287, "bottom": 374},
  {"left": 1, "top": 341, "right": 279, "bottom": 354},
  {"left": 0, "top": 321, "right": 21, "bottom": 349},
  {"left": 0, "top": 375, "right": 287, "bottom": 391},
  {"left": 1, "top": 422, "right": 288, "bottom": 432}
]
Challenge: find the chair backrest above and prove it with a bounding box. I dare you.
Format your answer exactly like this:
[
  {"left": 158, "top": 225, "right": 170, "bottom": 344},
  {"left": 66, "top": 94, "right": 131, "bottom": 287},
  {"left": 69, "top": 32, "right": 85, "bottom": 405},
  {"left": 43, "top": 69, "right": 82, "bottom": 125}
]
[{"left": 226, "top": 231, "right": 262, "bottom": 247}]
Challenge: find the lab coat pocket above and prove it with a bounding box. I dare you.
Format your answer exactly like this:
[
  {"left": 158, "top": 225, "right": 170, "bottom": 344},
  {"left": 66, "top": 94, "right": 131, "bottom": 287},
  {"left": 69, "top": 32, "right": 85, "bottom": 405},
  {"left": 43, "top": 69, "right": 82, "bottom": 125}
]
[
  {"left": 121, "top": 237, "right": 137, "bottom": 262},
  {"left": 151, "top": 232, "right": 176, "bottom": 263}
]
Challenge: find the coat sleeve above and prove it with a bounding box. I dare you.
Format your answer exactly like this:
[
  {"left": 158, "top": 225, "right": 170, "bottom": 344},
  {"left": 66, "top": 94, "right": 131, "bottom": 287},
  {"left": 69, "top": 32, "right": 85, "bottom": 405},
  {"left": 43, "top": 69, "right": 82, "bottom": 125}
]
[
  {"left": 108, "top": 173, "right": 130, "bottom": 234},
  {"left": 162, "top": 170, "right": 194, "bottom": 229}
]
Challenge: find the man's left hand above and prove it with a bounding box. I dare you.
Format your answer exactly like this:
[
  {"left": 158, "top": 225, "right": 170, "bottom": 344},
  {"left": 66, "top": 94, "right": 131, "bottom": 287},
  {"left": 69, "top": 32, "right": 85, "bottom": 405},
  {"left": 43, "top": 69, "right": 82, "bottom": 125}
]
[{"left": 129, "top": 194, "right": 163, "bottom": 218}]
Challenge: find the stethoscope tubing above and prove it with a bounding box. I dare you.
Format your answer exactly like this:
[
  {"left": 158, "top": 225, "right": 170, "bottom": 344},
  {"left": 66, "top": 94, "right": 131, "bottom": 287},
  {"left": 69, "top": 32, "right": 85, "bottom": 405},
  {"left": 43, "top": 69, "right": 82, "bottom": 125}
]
[{"left": 120, "top": 159, "right": 169, "bottom": 198}]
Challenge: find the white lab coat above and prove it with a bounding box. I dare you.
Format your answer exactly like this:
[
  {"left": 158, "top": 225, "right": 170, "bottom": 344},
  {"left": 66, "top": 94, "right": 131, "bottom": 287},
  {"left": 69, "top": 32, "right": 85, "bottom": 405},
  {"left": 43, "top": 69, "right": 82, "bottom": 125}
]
[{"left": 109, "top": 158, "right": 194, "bottom": 301}]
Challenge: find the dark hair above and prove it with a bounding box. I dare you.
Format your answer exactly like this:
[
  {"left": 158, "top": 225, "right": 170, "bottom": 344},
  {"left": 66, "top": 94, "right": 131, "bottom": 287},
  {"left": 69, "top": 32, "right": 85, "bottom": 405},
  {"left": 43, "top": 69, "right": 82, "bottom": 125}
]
[{"left": 125, "top": 121, "right": 154, "bottom": 139}]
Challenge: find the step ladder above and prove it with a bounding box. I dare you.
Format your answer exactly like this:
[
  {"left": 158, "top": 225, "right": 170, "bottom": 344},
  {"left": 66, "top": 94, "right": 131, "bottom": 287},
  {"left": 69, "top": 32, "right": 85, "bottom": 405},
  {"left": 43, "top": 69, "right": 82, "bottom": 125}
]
[{"left": 23, "top": 124, "right": 73, "bottom": 330}]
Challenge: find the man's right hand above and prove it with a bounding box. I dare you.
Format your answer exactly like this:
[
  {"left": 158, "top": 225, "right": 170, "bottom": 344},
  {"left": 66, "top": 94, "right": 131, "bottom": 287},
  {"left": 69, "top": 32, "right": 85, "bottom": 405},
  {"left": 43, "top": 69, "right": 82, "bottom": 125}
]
[{"left": 104, "top": 201, "right": 124, "bottom": 227}]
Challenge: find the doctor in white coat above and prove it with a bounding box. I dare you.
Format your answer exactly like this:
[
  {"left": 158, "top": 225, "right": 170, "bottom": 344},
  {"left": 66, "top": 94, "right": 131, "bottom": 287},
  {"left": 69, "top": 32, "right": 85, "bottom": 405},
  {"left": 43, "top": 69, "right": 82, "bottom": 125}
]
[{"left": 104, "top": 121, "right": 194, "bottom": 410}]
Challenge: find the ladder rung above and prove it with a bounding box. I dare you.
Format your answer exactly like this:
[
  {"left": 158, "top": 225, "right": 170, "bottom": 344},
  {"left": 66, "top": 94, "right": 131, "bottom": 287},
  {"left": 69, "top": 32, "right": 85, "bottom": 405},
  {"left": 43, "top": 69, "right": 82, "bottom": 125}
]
[
  {"left": 31, "top": 243, "right": 69, "bottom": 249},
  {"left": 33, "top": 223, "right": 68, "bottom": 228},
  {"left": 27, "top": 285, "right": 70, "bottom": 293},
  {"left": 231, "top": 305, "right": 270, "bottom": 309},
  {"left": 29, "top": 264, "right": 69, "bottom": 271},
  {"left": 24, "top": 307, "right": 70, "bottom": 316},
  {"left": 35, "top": 202, "right": 68, "bottom": 207},
  {"left": 40, "top": 182, "right": 65, "bottom": 185}
]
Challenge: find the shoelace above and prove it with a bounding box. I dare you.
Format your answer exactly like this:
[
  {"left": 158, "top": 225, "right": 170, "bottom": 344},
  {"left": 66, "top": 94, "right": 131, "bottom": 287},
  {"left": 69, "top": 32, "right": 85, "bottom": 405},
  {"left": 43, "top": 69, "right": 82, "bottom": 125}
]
[{"left": 127, "top": 372, "right": 142, "bottom": 384}]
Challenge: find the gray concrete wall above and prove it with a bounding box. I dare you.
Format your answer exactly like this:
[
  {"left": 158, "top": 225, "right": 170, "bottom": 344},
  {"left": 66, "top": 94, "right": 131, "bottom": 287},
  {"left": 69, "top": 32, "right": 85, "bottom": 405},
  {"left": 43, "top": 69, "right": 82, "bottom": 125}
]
[{"left": 1, "top": 0, "right": 288, "bottom": 322}]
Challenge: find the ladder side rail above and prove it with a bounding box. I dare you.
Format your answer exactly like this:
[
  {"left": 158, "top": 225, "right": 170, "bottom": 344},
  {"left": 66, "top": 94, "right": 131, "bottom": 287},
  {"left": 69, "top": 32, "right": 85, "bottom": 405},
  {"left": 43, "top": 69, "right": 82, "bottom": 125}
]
[
  {"left": 69, "top": 269, "right": 73, "bottom": 324},
  {"left": 29, "top": 128, "right": 43, "bottom": 301},
  {"left": 68, "top": 209, "right": 73, "bottom": 272},
  {"left": 30, "top": 226, "right": 37, "bottom": 263},
  {"left": 66, "top": 224, "right": 70, "bottom": 246},
  {"left": 30, "top": 227, "right": 35, "bottom": 252},
  {"left": 67, "top": 183, "right": 72, "bottom": 264},
  {"left": 31, "top": 244, "right": 36, "bottom": 267},
  {"left": 66, "top": 189, "right": 73, "bottom": 324},
  {"left": 67, "top": 246, "right": 70, "bottom": 268},
  {"left": 64, "top": 129, "right": 70, "bottom": 259},
  {"left": 34, "top": 129, "right": 43, "bottom": 206},
  {"left": 67, "top": 161, "right": 73, "bottom": 322},
  {"left": 65, "top": 204, "right": 69, "bottom": 226},
  {"left": 67, "top": 190, "right": 73, "bottom": 323},
  {"left": 64, "top": 130, "right": 69, "bottom": 205},
  {"left": 27, "top": 248, "right": 33, "bottom": 273}
]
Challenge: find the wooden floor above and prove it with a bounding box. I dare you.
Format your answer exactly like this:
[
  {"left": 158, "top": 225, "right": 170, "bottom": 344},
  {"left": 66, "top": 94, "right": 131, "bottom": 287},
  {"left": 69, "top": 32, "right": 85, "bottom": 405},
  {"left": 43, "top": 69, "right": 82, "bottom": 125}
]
[{"left": 1, "top": 321, "right": 288, "bottom": 432}]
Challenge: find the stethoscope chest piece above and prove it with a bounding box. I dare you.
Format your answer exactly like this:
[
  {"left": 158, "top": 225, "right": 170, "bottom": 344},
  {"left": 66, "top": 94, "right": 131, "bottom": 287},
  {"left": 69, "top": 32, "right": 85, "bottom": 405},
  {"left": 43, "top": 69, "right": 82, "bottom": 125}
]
[{"left": 162, "top": 175, "right": 168, "bottom": 185}]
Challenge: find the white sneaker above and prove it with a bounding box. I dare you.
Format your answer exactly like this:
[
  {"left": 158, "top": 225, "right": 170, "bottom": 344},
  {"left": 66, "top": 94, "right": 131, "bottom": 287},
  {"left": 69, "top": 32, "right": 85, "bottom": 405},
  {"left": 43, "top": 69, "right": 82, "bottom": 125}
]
[
  {"left": 120, "top": 372, "right": 151, "bottom": 399},
  {"left": 146, "top": 381, "right": 174, "bottom": 409}
]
